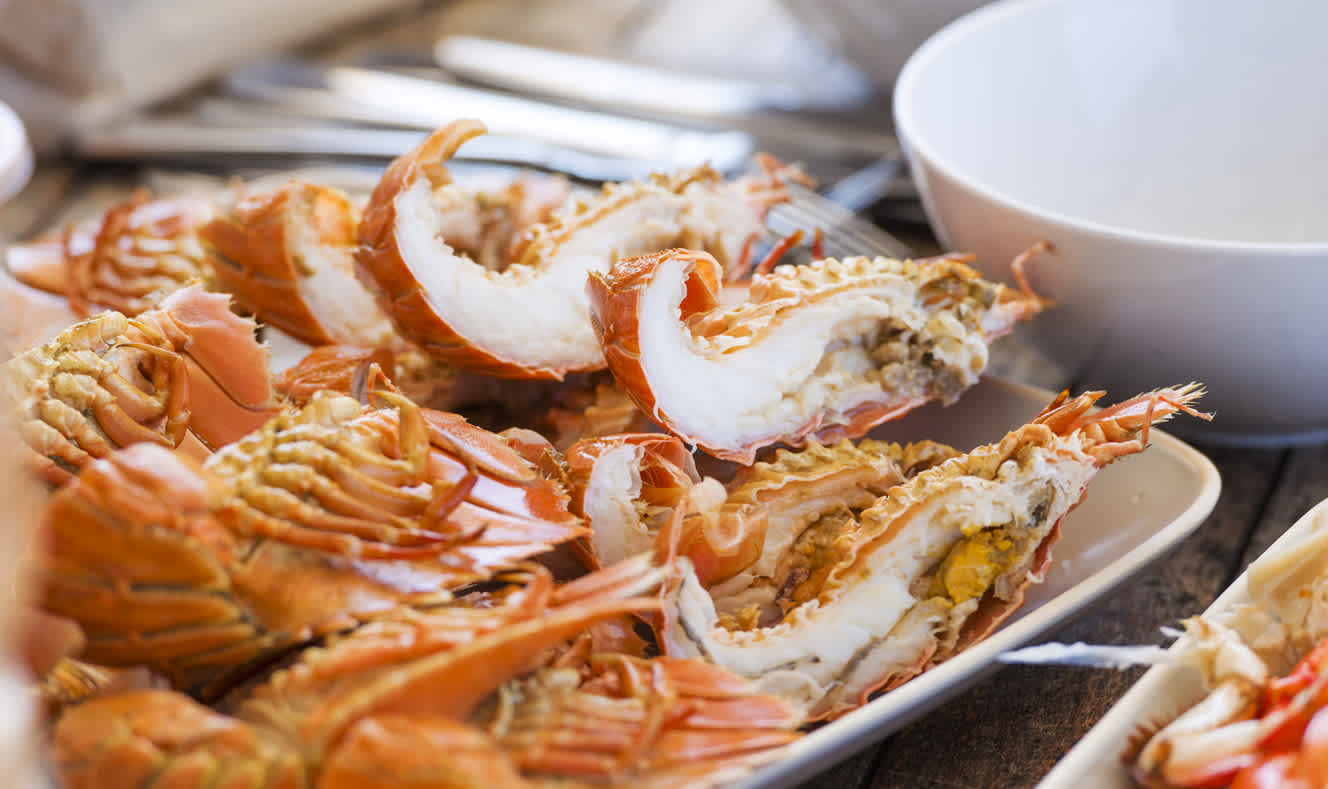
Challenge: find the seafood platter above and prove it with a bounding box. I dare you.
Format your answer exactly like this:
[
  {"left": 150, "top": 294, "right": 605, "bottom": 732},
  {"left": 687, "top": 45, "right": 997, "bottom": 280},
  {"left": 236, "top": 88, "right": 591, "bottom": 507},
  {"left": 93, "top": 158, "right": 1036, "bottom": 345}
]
[{"left": 2, "top": 117, "right": 1221, "bottom": 787}]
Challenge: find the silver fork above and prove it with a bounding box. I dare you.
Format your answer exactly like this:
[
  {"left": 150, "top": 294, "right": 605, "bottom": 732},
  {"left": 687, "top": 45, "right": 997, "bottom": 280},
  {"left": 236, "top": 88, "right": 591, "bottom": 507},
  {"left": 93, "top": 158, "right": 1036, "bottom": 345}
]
[{"left": 765, "top": 180, "right": 914, "bottom": 261}]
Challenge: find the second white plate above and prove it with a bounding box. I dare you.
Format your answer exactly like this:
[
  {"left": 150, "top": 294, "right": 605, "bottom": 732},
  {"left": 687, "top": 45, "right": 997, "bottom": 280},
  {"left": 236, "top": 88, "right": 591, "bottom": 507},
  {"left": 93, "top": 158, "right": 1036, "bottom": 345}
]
[{"left": 1039, "top": 496, "right": 1328, "bottom": 788}]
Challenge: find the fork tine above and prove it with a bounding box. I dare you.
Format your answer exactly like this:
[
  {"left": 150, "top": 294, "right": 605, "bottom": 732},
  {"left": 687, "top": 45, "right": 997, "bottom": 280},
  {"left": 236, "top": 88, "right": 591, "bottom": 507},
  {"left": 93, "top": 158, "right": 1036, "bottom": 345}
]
[
  {"left": 820, "top": 236, "right": 857, "bottom": 261},
  {"left": 786, "top": 184, "right": 911, "bottom": 254},
  {"left": 765, "top": 182, "right": 913, "bottom": 261}
]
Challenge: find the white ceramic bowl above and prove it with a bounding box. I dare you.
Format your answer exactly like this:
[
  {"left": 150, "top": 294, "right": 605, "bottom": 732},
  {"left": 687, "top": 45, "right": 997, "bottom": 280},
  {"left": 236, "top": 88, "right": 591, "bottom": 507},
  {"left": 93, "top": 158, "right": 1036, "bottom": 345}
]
[
  {"left": 0, "top": 100, "right": 32, "bottom": 208},
  {"left": 894, "top": 0, "right": 1328, "bottom": 446}
]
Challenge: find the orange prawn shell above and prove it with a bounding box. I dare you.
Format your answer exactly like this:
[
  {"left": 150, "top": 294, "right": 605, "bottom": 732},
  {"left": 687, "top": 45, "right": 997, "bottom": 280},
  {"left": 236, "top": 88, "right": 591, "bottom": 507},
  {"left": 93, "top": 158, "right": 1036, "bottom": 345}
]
[
  {"left": 587, "top": 249, "right": 927, "bottom": 464},
  {"left": 355, "top": 120, "right": 555, "bottom": 379},
  {"left": 824, "top": 386, "right": 1208, "bottom": 717},
  {"left": 201, "top": 180, "right": 359, "bottom": 347},
  {"left": 586, "top": 249, "right": 718, "bottom": 446},
  {"left": 563, "top": 432, "right": 698, "bottom": 518},
  {"left": 8, "top": 190, "right": 215, "bottom": 320},
  {"left": 6, "top": 284, "right": 279, "bottom": 485}
]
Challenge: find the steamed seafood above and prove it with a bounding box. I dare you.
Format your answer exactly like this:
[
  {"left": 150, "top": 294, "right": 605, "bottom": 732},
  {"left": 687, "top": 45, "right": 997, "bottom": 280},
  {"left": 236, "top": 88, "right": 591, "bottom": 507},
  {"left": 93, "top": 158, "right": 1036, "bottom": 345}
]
[
  {"left": 355, "top": 119, "right": 796, "bottom": 380},
  {"left": 707, "top": 438, "right": 957, "bottom": 620},
  {"left": 564, "top": 433, "right": 702, "bottom": 570},
  {"left": 0, "top": 113, "right": 1219, "bottom": 789},
  {"left": 474, "top": 654, "right": 804, "bottom": 787},
  {"left": 36, "top": 393, "right": 586, "bottom": 692},
  {"left": 6, "top": 189, "right": 214, "bottom": 320},
  {"left": 202, "top": 180, "right": 404, "bottom": 349},
  {"left": 1125, "top": 502, "right": 1328, "bottom": 788},
  {"left": 4, "top": 284, "right": 278, "bottom": 483},
  {"left": 587, "top": 248, "right": 1048, "bottom": 463},
  {"left": 49, "top": 558, "right": 674, "bottom": 789},
  {"left": 660, "top": 385, "right": 1209, "bottom": 719}
]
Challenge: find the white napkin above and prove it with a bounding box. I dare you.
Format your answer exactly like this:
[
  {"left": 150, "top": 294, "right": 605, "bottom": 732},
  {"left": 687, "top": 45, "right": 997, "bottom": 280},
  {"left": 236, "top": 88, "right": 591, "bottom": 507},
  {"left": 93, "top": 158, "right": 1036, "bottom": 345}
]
[{"left": 0, "top": 0, "right": 419, "bottom": 154}]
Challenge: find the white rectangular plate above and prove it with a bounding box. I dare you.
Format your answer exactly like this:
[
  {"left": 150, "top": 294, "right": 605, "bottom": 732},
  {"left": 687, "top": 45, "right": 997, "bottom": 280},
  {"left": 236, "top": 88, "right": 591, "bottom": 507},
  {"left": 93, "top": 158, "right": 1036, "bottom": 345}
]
[
  {"left": 726, "top": 375, "right": 1221, "bottom": 789},
  {"left": 1036, "top": 495, "right": 1328, "bottom": 788}
]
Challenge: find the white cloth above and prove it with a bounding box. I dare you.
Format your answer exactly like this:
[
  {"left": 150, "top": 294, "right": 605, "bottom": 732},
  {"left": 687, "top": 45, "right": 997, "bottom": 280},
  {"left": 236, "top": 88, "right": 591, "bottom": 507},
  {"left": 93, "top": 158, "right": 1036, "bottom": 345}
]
[{"left": 0, "top": 0, "right": 419, "bottom": 154}]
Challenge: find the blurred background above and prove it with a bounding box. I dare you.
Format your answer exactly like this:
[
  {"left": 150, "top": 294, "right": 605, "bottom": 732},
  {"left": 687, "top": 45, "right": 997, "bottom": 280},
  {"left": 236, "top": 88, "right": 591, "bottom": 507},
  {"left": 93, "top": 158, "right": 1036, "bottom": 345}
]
[
  {"left": 0, "top": 0, "right": 994, "bottom": 228},
  {"left": 0, "top": 0, "right": 986, "bottom": 140}
]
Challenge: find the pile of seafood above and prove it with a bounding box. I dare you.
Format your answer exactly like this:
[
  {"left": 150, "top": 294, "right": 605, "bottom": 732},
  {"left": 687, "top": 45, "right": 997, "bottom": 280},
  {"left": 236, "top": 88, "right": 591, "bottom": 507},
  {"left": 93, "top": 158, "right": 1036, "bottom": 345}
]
[{"left": 1, "top": 118, "right": 1211, "bottom": 788}]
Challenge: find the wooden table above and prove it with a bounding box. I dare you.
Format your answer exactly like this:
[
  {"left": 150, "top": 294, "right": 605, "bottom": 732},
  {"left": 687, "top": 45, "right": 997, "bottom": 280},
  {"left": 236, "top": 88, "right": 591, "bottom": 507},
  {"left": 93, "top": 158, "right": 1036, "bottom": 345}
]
[{"left": 5, "top": 4, "right": 1322, "bottom": 786}]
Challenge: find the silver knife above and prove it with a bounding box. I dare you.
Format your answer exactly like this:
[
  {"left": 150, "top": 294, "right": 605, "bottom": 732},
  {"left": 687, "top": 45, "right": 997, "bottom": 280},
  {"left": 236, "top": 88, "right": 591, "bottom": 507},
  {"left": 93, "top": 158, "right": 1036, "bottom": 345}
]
[
  {"left": 221, "top": 60, "right": 755, "bottom": 174},
  {"left": 72, "top": 117, "right": 697, "bottom": 183},
  {"left": 431, "top": 35, "right": 900, "bottom": 161}
]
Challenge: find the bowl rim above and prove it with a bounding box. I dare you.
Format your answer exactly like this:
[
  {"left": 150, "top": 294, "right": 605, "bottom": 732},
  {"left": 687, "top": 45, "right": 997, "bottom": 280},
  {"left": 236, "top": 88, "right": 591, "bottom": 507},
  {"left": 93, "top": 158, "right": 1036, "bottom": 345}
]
[
  {"left": 0, "top": 100, "right": 31, "bottom": 207},
  {"left": 892, "top": 0, "right": 1328, "bottom": 255}
]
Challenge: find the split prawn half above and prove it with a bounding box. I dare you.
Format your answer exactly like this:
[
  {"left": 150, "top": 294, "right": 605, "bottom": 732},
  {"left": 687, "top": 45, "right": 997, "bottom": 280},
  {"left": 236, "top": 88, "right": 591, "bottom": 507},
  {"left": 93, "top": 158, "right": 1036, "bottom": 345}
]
[
  {"left": 659, "top": 384, "right": 1210, "bottom": 720},
  {"left": 201, "top": 172, "right": 571, "bottom": 351},
  {"left": 705, "top": 438, "right": 958, "bottom": 622},
  {"left": 587, "top": 247, "right": 1050, "bottom": 463},
  {"left": 201, "top": 180, "right": 405, "bottom": 350},
  {"left": 354, "top": 118, "right": 797, "bottom": 380},
  {"left": 563, "top": 433, "right": 956, "bottom": 597}
]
